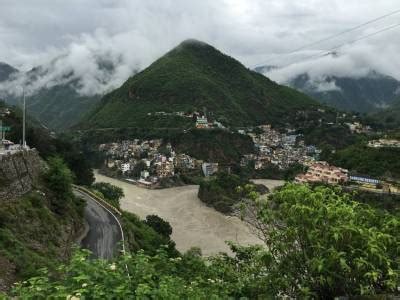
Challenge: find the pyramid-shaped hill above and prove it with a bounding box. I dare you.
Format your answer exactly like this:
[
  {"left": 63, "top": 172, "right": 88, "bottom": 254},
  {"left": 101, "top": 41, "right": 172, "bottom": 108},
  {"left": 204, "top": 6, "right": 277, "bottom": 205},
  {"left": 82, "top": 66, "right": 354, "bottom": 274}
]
[{"left": 80, "top": 39, "right": 321, "bottom": 129}]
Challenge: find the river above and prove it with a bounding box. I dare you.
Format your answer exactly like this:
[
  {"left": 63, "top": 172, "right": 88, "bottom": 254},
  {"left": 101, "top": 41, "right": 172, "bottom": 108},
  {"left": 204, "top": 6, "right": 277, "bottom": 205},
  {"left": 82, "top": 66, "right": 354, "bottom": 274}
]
[{"left": 95, "top": 171, "right": 284, "bottom": 255}]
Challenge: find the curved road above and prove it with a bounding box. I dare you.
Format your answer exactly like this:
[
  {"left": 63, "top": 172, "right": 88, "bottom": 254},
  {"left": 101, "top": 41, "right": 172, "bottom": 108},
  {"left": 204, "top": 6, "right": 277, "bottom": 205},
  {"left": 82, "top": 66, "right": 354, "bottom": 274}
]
[{"left": 74, "top": 190, "right": 122, "bottom": 259}]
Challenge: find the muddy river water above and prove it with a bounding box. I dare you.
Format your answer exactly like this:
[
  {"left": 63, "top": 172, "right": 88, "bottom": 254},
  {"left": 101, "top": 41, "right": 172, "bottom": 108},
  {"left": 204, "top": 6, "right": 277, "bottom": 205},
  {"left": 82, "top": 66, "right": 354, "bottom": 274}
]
[{"left": 95, "top": 171, "right": 284, "bottom": 255}]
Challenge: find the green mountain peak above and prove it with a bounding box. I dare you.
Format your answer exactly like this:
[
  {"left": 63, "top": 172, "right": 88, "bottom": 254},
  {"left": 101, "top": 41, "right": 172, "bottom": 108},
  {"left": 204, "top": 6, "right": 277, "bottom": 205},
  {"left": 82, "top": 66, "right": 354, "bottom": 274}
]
[{"left": 81, "top": 40, "right": 320, "bottom": 129}]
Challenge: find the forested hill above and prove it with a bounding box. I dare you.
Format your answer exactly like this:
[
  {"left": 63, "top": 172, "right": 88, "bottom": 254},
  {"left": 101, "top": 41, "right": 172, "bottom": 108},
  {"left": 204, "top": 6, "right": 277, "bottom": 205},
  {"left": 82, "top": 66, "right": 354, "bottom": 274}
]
[
  {"left": 80, "top": 39, "right": 322, "bottom": 129},
  {"left": 370, "top": 97, "right": 400, "bottom": 129},
  {"left": 288, "top": 72, "right": 400, "bottom": 114}
]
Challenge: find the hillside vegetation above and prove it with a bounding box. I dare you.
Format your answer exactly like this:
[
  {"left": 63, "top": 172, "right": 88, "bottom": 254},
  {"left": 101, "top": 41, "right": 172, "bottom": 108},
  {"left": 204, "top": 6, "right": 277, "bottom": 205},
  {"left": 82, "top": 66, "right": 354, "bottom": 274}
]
[
  {"left": 81, "top": 39, "right": 321, "bottom": 129},
  {"left": 170, "top": 129, "right": 254, "bottom": 164},
  {"left": 25, "top": 84, "right": 101, "bottom": 131},
  {"left": 7, "top": 184, "right": 400, "bottom": 298},
  {"left": 0, "top": 101, "right": 94, "bottom": 185},
  {"left": 288, "top": 72, "right": 400, "bottom": 113},
  {"left": 327, "top": 142, "right": 400, "bottom": 180},
  {"left": 0, "top": 157, "right": 85, "bottom": 291},
  {"left": 369, "top": 98, "right": 400, "bottom": 130}
]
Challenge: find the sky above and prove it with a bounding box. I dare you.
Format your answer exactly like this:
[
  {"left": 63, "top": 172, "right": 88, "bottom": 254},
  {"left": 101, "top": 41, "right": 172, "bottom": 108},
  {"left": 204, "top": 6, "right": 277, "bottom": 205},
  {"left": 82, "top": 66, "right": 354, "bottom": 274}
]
[{"left": 0, "top": 0, "right": 399, "bottom": 95}]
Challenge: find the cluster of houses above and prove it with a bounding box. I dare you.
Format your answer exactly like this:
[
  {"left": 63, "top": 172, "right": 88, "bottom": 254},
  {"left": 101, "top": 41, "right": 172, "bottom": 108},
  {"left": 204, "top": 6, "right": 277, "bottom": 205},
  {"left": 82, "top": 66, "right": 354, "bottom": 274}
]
[
  {"left": 146, "top": 110, "right": 225, "bottom": 129},
  {"left": 99, "top": 139, "right": 219, "bottom": 187},
  {"left": 195, "top": 115, "right": 225, "bottom": 129},
  {"left": 0, "top": 117, "right": 17, "bottom": 154},
  {"left": 295, "top": 161, "right": 349, "bottom": 185},
  {"left": 241, "top": 124, "right": 321, "bottom": 170},
  {"left": 368, "top": 139, "right": 400, "bottom": 148}
]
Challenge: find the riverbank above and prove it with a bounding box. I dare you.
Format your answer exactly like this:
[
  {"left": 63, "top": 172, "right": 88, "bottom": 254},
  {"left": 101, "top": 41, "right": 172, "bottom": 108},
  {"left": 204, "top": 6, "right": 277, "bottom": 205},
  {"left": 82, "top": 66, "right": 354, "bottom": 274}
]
[{"left": 95, "top": 171, "right": 279, "bottom": 255}]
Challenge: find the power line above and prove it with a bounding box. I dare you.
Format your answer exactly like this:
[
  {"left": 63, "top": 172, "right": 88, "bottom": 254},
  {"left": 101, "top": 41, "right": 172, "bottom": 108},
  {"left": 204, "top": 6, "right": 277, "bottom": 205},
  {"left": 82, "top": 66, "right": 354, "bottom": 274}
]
[
  {"left": 253, "top": 8, "right": 400, "bottom": 68},
  {"left": 276, "top": 22, "right": 400, "bottom": 70}
]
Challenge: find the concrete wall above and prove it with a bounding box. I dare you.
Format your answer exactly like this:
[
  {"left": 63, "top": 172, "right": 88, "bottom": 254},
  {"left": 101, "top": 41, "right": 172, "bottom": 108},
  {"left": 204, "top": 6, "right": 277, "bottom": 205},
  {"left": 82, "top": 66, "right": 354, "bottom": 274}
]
[{"left": 0, "top": 149, "right": 43, "bottom": 200}]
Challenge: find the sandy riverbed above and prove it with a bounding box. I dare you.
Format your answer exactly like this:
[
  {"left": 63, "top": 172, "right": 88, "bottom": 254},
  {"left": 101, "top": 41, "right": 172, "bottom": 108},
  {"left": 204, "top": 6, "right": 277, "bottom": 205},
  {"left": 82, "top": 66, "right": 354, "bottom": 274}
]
[{"left": 95, "top": 171, "right": 284, "bottom": 255}]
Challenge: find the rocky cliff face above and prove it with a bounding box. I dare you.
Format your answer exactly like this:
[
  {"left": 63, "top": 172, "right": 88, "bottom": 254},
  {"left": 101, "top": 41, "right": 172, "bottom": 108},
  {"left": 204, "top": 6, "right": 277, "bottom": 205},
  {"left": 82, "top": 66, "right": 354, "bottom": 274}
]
[{"left": 0, "top": 149, "right": 44, "bottom": 200}]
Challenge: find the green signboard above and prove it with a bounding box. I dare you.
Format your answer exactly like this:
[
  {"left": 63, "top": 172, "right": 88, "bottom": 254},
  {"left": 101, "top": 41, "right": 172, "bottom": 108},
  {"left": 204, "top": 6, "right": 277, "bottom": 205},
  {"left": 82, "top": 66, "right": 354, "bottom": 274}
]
[{"left": 0, "top": 126, "right": 11, "bottom": 132}]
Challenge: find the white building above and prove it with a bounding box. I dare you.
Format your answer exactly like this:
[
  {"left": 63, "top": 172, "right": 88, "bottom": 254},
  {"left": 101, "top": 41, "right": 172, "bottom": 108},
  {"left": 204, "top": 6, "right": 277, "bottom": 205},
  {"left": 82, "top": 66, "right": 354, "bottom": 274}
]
[
  {"left": 196, "top": 116, "right": 209, "bottom": 128},
  {"left": 202, "top": 162, "right": 219, "bottom": 177},
  {"left": 140, "top": 170, "right": 150, "bottom": 179},
  {"left": 121, "top": 163, "right": 130, "bottom": 173}
]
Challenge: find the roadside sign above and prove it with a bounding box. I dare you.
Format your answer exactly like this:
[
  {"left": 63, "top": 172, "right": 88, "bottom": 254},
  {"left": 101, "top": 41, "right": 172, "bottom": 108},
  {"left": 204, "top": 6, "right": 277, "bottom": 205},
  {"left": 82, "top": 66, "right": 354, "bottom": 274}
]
[{"left": 0, "top": 126, "right": 11, "bottom": 132}]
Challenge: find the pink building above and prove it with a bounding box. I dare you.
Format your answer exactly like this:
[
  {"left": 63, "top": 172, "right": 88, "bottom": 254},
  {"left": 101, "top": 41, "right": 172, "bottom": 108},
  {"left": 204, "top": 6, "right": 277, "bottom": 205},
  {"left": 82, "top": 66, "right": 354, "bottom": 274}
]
[{"left": 295, "top": 161, "right": 348, "bottom": 185}]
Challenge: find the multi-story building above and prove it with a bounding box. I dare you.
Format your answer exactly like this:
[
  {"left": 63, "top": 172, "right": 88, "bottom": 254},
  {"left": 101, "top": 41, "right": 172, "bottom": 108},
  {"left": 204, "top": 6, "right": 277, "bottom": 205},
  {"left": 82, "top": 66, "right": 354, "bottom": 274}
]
[
  {"left": 121, "top": 163, "right": 131, "bottom": 173},
  {"left": 196, "top": 116, "right": 209, "bottom": 129},
  {"left": 202, "top": 162, "right": 219, "bottom": 177},
  {"left": 155, "top": 161, "right": 175, "bottom": 178},
  {"left": 295, "top": 161, "right": 348, "bottom": 185}
]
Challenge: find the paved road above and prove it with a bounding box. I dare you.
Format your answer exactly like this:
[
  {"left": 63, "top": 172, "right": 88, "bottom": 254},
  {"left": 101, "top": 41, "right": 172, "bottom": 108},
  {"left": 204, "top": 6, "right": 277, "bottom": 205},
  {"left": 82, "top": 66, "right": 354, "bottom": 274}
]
[{"left": 74, "top": 190, "right": 122, "bottom": 259}]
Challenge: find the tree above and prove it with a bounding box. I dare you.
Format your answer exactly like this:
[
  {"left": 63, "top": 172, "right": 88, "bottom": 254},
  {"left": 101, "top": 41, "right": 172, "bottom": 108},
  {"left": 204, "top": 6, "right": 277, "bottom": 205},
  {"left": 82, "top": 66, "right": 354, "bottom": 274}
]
[
  {"left": 243, "top": 183, "right": 400, "bottom": 298},
  {"left": 144, "top": 215, "right": 173, "bottom": 238},
  {"left": 92, "top": 182, "right": 124, "bottom": 209},
  {"left": 7, "top": 183, "right": 400, "bottom": 298},
  {"left": 43, "top": 157, "right": 74, "bottom": 213}
]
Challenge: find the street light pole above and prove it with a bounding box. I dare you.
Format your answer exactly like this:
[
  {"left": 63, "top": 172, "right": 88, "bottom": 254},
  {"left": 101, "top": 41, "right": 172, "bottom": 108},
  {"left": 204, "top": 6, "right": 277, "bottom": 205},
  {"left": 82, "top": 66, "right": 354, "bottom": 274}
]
[{"left": 22, "top": 87, "right": 26, "bottom": 149}]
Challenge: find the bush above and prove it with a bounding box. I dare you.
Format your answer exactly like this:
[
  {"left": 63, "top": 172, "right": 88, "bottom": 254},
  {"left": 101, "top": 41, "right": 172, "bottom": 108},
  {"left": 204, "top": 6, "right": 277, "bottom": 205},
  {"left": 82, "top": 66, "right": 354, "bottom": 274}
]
[
  {"left": 198, "top": 172, "right": 248, "bottom": 213},
  {"left": 43, "top": 157, "right": 74, "bottom": 214},
  {"left": 91, "top": 182, "right": 124, "bottom": 209},
  {"left": 144, "top": 215, "right": 173, "bottom": 238}
]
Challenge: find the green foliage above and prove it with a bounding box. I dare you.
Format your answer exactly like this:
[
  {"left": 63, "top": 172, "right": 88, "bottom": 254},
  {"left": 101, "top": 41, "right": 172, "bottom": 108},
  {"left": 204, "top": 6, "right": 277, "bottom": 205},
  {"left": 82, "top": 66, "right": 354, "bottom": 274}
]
[
  {"left": 301, "top": 123, "right": 361, "bottom": 149},
  {"left": 25, "top": 84, "right": 101, "bottom": 131},
  {"left": 121, "top": 212, "right": 178, "bottom": 257},
  {"left": 250, "top": 183, "right": 400, "bottom": 297},
  {"left": 10, "top": 248, "right": 242, "bottom": 299},
  {"left": 0, "top": 191, "right": 84, "bottom": 285},
  {"left": 7, "top": 184, "right": 400, "bottom": 298},
  {"left": 80, "top": 40, "right": 321, "bottom": 130},
  {"left": 0, "top": 102, "right": 95, "bottom": 186},
  {"left": 91, "top": 182, "right": 124, "bottom": 209},
  {"left": 171, "top": 128, "right": 255, "bottom": 164},
  {"left": 290, "top": 72, "right": 400, "bottom": 114},
  {"left": 144, "top": 215, "right": 173, "bottom": 238},
  {"left": 327, "top": 143, "right": 400, "bottom": 179},
  {"left": 44, "top": 157, "right": 74, "bottom": 213},
  {"left": 198, "top": 172, "right": 247, "bottom": 213},
  {"left": 369, "top": 98, "right": 400, "bottom": 130}
]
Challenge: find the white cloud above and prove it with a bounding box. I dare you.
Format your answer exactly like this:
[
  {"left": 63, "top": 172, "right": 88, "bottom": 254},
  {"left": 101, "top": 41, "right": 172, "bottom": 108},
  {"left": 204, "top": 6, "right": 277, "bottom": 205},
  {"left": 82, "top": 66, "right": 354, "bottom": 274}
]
[{"left": 0, "top": 0, "right": 399, "bottom": 96}]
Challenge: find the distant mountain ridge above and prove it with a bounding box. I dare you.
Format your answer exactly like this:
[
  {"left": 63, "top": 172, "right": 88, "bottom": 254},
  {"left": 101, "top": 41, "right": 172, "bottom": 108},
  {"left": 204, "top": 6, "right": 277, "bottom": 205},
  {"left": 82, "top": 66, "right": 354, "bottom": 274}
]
[
  {"left": 0, "top": 61, "right": 102, "bottom": 131},
  {"left": 255, "top": 65, "right": 400, "bottom": 114},
  {"left": 289, "top": 71, "right": 400, "bottom": 113},
  {"left": 80, "top": 39, "right": 322, "bottom": 130}
]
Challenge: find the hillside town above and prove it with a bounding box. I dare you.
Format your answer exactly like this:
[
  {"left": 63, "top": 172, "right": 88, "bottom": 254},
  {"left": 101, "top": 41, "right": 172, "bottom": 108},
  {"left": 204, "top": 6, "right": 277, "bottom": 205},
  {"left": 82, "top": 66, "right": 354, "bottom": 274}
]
[
  {"left": 97, "top": 119, "right": 398, "bottom": 191},
  {"left": 241, "top": 124, "right": 321, "bottom": 170},
  {"left": 98, "top": 139, "right": 219, "bottom": 188}
]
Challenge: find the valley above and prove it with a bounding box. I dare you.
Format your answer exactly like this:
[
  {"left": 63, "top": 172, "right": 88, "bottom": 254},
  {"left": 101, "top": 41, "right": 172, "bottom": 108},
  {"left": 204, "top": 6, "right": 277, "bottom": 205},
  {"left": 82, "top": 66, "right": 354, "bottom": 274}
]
[{"left": 1, "top": 3, "right": 400, "bottom": 296}]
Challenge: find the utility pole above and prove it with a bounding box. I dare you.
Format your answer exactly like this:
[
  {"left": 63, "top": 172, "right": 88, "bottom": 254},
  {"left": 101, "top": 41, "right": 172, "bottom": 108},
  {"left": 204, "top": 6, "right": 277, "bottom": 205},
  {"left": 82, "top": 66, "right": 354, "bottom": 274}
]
[
  {"left": 21, "top": 87, "right": 26, "bottom": 149},
  {"left": 0, "top": 119, "right": 3, "bottom": 141}
]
